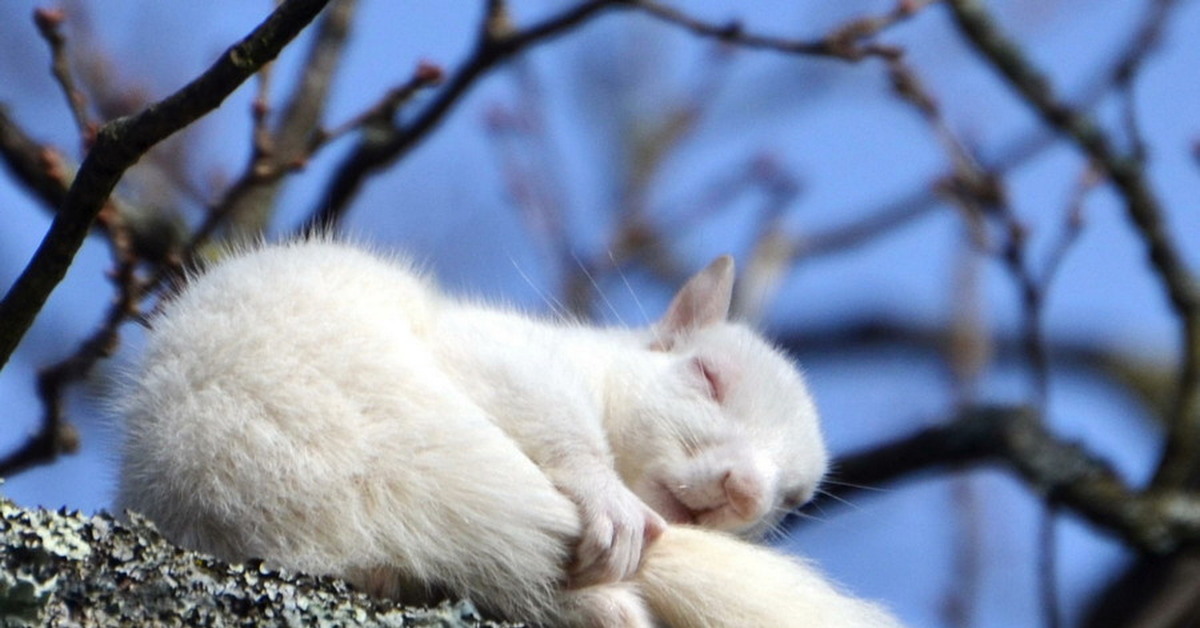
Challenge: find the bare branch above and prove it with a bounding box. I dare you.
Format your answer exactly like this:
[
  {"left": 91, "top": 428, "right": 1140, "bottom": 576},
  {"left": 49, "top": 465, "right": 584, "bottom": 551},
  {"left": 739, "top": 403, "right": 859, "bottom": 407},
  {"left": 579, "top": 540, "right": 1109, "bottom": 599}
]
[
  {"left": 1112, "top": 0, "right": 1177, "bottom": 164},
  {"left": 304, "top": 0, "right": 934, "bottom": 232},
  {"left": 812, "top": 406, "right": 1200, "bottom": 555},
  {"left": 213, "top": 0, "right": 361, "bottom": 239},
  {"left": 304, "top": 0, "right": 623, "bottom": 230},
  {"left": 790, "top": 196, "right": 940, "bottom": 262},
  {"left": 630, "top": 0, "right": 933, "bottom": 61},
  {"left": 789, "top": 0, "right": 1181, "bottom": 275},
  {"left": 0, "top": 242, "right": 141, "bottom": 478},
  {"left": 777, "top": 316, "right": 1178, "bottom": 426},
  {"left": 0, "top": 106, "right": 71, "bottom": 210},
  {"left": 944, "top": 0, "right": 1200, "bottom": 490},
  {"left": 0, "top": 0, "right": 333, "bottom": 373},
  {"left": 33, "top": 7, "right": 98, "bottom": 146}
]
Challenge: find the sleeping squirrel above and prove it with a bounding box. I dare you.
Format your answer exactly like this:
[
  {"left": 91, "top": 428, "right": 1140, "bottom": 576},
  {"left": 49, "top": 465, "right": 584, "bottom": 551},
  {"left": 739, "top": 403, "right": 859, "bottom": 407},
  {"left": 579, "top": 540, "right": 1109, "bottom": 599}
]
[{"left": 117, "top": 239, "right": 902, "bottom": 627}]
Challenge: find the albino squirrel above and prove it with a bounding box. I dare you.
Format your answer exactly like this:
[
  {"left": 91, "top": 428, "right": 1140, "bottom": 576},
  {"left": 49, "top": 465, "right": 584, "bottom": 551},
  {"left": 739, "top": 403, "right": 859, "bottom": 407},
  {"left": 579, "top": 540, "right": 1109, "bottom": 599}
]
[{"left": 117, "top": 239, "right": 901, "bottom": 627}]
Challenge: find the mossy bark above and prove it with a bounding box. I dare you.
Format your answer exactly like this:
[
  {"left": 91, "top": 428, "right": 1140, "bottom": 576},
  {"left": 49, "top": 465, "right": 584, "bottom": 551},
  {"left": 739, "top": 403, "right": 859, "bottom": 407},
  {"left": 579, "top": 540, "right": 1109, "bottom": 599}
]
[{"left": 0, "top": 496, "right": 515, "bottom": 627}]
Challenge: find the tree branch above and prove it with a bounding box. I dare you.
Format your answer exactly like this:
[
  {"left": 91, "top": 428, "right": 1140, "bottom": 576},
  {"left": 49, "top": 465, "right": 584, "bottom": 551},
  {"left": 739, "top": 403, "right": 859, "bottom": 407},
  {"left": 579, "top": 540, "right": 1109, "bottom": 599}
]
[
  {"left": 303, "top": 0, "right": 623, "bottom": 231},
  {"left": 210, "top": 0, "right": 360, "bottom": 240},
  {"left": 0, "top": 497, "right": 504, "bottom": 627},
  {"left": 630, "top": 0, "right": 930, "bottom": 60},
  {"left": 0, "top": 243, "right": 141, "bottom": 479},
  {"left": 33, "top": 7, "right": 98, "bottom": 147},
  {"left": 0, "top": 107, "right": 70, "bottom": 210},
  {"left": 812, "top": 406, "right": 1200, "bottom": 555},
  {"left": 0, "top": 0, "right": 332, "bottom": 373},
  {"left": 303, "top": 0, "right": 932, "bottom": 231},
  {"left": 944, "top": 0, "right": 1200, "bottom": 490}
]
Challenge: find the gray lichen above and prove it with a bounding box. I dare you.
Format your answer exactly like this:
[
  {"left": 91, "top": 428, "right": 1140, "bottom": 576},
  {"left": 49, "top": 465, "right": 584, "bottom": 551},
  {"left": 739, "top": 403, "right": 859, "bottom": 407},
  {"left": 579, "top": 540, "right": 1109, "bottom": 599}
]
[{"left": 0, "top": 496, "right": 518, "bottom": 627}]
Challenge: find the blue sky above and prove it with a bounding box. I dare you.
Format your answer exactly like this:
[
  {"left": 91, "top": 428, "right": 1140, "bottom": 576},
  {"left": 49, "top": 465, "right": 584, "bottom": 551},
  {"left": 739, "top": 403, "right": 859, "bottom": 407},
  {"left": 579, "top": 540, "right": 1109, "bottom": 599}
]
[{"left": 3, "top": 1, "right": 1199, "bottom": 626}]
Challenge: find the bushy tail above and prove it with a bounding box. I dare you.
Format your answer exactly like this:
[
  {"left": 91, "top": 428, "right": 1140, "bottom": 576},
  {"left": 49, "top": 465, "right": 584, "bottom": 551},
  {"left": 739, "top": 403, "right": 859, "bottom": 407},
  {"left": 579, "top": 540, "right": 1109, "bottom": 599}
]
[{"left": 635, "top": 526, "right": 903, "bottom": 628}]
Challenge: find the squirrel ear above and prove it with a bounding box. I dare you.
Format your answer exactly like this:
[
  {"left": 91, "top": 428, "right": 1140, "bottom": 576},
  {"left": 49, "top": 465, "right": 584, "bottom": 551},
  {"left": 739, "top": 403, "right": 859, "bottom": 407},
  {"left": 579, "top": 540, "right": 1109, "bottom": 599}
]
[{"left": 658, "top": 255, "right": 734, "bottom": 337}]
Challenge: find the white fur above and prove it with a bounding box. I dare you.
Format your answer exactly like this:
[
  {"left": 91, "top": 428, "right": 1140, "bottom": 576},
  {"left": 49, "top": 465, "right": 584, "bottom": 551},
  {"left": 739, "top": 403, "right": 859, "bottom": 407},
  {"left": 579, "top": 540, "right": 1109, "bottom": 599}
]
[
  {"left": 117, "top": 239, "right": 899, "bottom": 626},
  {"left": 640, "top": 527, "right": 902, "bottom": 628}
]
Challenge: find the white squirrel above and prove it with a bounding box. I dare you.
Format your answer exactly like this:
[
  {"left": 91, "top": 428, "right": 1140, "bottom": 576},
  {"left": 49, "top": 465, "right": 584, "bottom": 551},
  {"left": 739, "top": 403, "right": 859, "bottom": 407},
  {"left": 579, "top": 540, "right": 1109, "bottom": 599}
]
[{"left": 117, "top": 239, "right": 901, "bottom": 627}]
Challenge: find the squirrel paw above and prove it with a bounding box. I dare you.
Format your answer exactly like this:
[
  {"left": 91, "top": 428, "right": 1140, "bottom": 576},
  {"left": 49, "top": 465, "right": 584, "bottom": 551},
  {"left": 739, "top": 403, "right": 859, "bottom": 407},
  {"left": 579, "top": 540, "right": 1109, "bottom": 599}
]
[{"left": 562, "top": 474, "right": 666, "bottom": 588}]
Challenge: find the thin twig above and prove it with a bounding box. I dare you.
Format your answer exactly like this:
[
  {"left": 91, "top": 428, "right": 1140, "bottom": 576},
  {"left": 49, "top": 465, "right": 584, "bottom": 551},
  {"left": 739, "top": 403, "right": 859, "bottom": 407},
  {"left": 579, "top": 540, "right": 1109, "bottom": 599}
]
[
  {"left": 485, "top": 60, "right": 575, "bottom": 284},
  {"left": 884, "top": 53, "right": 999, "bottom": 407},
  {"left": 33, "top": 7, "right": 98, "bottom": 147},
  {"left": 0, "top": 229, "right": 142, "bottom": 478},
  {"left": 790, "top": 0, "right": 1180, "bottom": 275},
  {"left": 212, "top": 0, "right": 361, "bottom": 239},
  {"left": 0, "top": 107, "right": 72, "bottom": 210},
  {"left": 304, "top": 0, "right": 623, "bottom": 230},
  {"left": 631, "top": 0, "right": 934, "bottom": 61},
  {"left": 1112, "top": 0, "right": 1176, "bottom": 163},
  {"left": 1039, "top": 505, "right": 1062, "bottom": 628},
  {"left": 790, "top": 197, "right": 940, "bottom": 261},
  {"left": 305, "top": 0, "right": 935, "bottom": 231},
  {"left": 319, "top": 61, "right": 446, "bottom": 143},
  {"left": 153, "top": 3, "right": 380, "bottom": 292}
]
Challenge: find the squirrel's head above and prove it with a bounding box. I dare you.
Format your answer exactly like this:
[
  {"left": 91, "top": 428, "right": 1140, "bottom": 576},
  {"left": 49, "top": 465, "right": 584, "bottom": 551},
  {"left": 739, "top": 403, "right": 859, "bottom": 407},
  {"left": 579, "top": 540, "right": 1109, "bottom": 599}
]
[{"left": 606, "top": 255, "right": 828, "bottom": 538}]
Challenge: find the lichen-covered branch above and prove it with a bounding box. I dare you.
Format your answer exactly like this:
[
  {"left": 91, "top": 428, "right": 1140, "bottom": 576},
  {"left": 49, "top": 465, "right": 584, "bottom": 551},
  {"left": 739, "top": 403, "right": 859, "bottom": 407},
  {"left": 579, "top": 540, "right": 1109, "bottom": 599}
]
[
  {"left": 0, "top": 496, "right": 510, "bottom": 627},
  {"left": 0, "top": 0, "right": 332, "bottom": 373}
]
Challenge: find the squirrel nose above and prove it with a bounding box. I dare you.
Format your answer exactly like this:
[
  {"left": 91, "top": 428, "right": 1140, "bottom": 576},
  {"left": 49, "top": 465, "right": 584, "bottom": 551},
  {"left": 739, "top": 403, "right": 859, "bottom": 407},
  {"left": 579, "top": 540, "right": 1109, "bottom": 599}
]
[{"left": 722, "top": 470, "right": 767, "bottom": 521}]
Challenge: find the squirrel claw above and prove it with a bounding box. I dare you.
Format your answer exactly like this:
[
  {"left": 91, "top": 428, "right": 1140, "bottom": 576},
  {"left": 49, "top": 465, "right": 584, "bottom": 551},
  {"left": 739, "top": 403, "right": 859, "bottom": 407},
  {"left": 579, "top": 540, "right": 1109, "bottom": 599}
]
[{"left": 564, "top": 484, "right": 666, "bottom": 589}]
